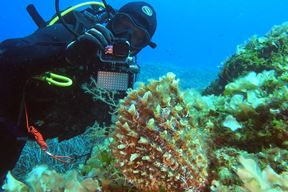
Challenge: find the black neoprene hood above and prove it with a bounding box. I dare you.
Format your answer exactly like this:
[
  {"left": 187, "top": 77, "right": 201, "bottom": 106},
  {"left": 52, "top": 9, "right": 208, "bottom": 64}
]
[{"left": 118, "top": 1, "right": 157, "bottom": 38}]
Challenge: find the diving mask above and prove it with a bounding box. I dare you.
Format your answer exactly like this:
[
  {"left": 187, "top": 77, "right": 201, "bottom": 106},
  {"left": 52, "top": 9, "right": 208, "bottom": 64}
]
[{"left": 110, "top": 13, "right": 151, "bottom": 50}]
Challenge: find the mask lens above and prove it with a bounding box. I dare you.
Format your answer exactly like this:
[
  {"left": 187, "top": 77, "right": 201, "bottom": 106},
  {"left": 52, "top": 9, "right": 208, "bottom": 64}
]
[
  {"left": 112, "top": 14, "right": 133, "bottom": 34},
  {"left": 130, "top": 27, "right": 150, "bottom": 48},
  {"left": 112, "top": 13, "right": 150, "bottom": 49}
]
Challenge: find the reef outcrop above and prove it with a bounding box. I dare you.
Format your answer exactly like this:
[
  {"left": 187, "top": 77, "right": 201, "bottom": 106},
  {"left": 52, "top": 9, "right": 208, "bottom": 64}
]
[{"left": 111, "top": 73, "right": 208, "bottom": 191}]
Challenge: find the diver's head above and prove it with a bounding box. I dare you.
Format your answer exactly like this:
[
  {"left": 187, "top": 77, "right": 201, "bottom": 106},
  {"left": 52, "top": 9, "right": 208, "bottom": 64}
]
[{"left": 107, "top": 1, "right": 157, "bottom": 55}]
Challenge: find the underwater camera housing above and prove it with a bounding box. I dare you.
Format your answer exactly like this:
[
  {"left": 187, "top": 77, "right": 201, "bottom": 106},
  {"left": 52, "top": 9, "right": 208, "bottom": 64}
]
[{"left": 95, "top": 38, "right": 140, "bottom": 92}]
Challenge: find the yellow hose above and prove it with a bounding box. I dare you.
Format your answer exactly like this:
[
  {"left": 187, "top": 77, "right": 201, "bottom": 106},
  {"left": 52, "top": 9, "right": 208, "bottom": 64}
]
[
  {"left": 48, "top": 1, "right": 105, "bottom": 26},
  {"left": 35, "top": 72, "right": 73, "bottom": 87}
]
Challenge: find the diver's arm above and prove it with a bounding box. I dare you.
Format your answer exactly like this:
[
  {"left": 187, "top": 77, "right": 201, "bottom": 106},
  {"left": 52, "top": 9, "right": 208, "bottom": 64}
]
[
  {"left": 0, "top": 24, "right": 76, "bottom": 142},
  {"left": 0, "top": 24, "right": 76, "bottom": 76}
]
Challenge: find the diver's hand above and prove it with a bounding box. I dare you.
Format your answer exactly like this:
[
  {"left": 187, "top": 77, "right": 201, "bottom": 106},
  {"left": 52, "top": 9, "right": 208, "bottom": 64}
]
[
  {"left": 76, "top": 24, "right": 114, "bottom": 51},
  {"left": 65, "top": 24, "right": 114, "bottom": 65}
]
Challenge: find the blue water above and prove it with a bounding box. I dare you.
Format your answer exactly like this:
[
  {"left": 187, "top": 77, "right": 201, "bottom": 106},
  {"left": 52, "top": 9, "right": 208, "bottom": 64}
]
[{"left": 1, "top": 0, "right": 288, "bottom": 70}]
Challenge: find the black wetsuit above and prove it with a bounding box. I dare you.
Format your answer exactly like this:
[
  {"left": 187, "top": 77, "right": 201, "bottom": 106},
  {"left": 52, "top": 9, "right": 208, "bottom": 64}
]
[
  {"left": 0, "top": 22, "right": 74, "bottom": 182},
  {"left": 0, "top": 11, "right": 113, "bottom": 184}
]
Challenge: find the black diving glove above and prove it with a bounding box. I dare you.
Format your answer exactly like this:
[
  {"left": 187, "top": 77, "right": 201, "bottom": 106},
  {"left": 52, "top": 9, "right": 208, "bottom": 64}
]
[{"left": 65, "top": 24, "right": 114, "bottom": 65}]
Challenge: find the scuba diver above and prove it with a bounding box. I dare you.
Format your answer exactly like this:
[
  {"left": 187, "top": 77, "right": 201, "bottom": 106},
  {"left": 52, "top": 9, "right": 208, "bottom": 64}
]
[{"left": 0, "top": 0, "right": 157, "bottom": 185}]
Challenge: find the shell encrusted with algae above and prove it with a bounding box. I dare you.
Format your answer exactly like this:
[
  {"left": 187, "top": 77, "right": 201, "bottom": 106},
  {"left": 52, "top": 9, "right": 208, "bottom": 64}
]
[{"left": 112, "top": 73, "right": 208, "bottom": 191}]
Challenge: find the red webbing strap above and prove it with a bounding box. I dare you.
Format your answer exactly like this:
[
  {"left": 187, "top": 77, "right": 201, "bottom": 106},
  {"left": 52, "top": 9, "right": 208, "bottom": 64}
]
[{"left": 24, "top": 102, "right": 74, "bottom": 163}]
